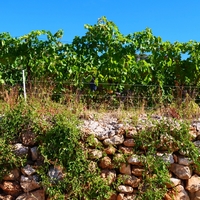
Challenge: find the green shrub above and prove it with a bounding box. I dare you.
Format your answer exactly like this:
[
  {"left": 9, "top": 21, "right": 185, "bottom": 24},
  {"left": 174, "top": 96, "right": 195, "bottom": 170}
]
[
  {"left": 133, "top": 119, "right": 200, "bottom": 200},
  {"left": 37, "top": 111, "right": 111, "bottom": 199}
]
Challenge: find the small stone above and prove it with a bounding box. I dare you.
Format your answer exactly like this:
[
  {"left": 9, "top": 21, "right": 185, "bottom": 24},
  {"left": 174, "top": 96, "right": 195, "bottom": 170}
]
[
  {"left": 170, "top": 164, "right": 192, "bottom": 180},
  {"left": 119, "top": 163, "right": 132, "bottom": 175},
  {"left": 30, "top": 146, "right": 38, "bottom": 161},
  {"left": 103, "top": 135, "right": 124, "bottom": 146},
  {"left": 16, "top": 189, "right": 45, "bottom": 200},
  {"left": 0, "top": 181, "right": 23, "bottom": 197},
  {"left": 195, "top": 122, "right": 200, "bottom": 132},
  {"left": 126, "top": 129, "right": 137, "bottom": 138},
  {"left": 95, "top": 126, "right": 105, "bottom": 133},
  {"left": 193, "top": 189, "right": 200, "bottom": 199},
  {"left": 178, "top": 156, "right": 194, "bottom": 166},
  {"left": 117, "top": 193, "right": 124, "bottom": 200},
  {"left": 108, "top": 193, "right": 117, "bottom": 200},
  {"left": 186, "top": 174, "right": 200, "bottom": 193},
  {"left": 127, "top": 155, "right": 143, "bottom": 166},
  {"left": 123, "top": 139, "right": 135, "bottom": 147},
  {"left": 124, "top": 194, "right": 137, "bottom": 200},
  {"left": 119, "top": 146, "right": 133, "bottom": 154},
  {"left": 194, "top": 140, "right": 200, "bottom": 148},
  {"left": 131, "top": 166, "right": 145, "bottom": 177},
  {"left": 89, "top": 149, "right": 103, "bottom": 159},
  {"left": 0, "top": 194, "right": 13, "bottom": 200},
  {"left": 89, "top": 121, "right": 99, "bottom": 130},
  {"left": 21, "top": 165, "right": 36, "bottom": 176},
  {"left": 99, "top": 157, "right": 114, "bottom": 169},
  {"left": 166, "top": 178, "right": 181, "bottom": 188},
  {"left": 13, "top": 143, "right": 29, "bottom": 157},
  {"left": 157, "top": 152, "right": 174, "bottom": 164},
  {"left": 104, "top": 146, "right": 116, "bottom": 155},
  {"left": 117, "top": 185, "right": 133, "bottom": 194},
  {"left": 20, "top": 175, "right": 40, "bottom": 192},
  {"left": 3, "top": 169, "right": 20, "bottom": 181},
  {"left": 121, "top": 175, "right": 140, "bottom": 188},
  {"left": 96, "top": 131, "right": 115, "bottom": 140},
  {"left": 165, "top": 185, "right": 190, "bottom": 200},
  {"left": 116, "top": 127, "right": 126, "bottom": 135}
]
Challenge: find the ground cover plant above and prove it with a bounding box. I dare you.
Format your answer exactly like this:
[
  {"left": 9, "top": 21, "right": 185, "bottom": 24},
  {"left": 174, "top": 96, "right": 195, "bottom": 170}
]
[{"left": 0, "top": 100, "right": 114, "bottom": 199}]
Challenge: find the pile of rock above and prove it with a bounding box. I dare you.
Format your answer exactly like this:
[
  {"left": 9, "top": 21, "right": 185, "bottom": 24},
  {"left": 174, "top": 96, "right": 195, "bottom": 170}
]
[
  {"left": 0, "top": 114, "right": 200, "bottom": 199},
  {"left": 0, "top": 130, "right": 64, "bottom": 199},
  {"left": 82, "top": 114, "right": 200, "bottom": 200}
]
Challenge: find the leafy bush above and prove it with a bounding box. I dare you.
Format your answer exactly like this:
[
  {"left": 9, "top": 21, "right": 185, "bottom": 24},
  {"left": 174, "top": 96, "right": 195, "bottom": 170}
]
[{"left": 133, "top": 119, "right": 200, "bottom": 200}]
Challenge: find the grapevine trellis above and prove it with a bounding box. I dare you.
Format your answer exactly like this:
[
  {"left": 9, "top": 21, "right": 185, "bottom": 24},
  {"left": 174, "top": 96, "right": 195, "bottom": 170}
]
[{"left": 0, "top": 16, "right": 200, "bottom": 104}]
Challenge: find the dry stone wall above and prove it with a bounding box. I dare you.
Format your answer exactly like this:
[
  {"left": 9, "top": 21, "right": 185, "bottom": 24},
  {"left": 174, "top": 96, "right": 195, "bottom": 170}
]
[{"left": 0, "top": 114, "right": 200, "bottom": 199}]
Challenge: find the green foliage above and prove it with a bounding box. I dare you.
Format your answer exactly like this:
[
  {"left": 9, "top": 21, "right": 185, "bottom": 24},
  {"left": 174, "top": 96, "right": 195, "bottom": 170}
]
[
  {"left": 0, "top": 102, "right": 35, "bottom": 180},
  {"left": 1, "top": 16, "right": 200, "bottom": 106},
  {"left": 36, "top": 110, "right": 111, "bottom": 199},
  {"left": 132, "top": 119, "right": 200, "bottom": 199},
  {"left": 0, "top": 138, "right": 25, "bottom": 180},
  {"left": 138, "top": 155, "right": 170, "bottom": 200},
  {"left": 0, "top": 102, "right": 111, "bottom": 199}
]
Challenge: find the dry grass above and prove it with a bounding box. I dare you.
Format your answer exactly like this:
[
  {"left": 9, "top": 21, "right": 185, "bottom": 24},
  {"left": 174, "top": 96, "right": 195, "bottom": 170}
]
[{"left": 0, "top": 84, "right": 200, "bottom": 124}]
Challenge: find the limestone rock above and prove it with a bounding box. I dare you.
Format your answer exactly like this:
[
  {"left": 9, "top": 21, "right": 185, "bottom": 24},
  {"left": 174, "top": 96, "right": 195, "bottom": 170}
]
[
  {"left": 126, "top": 128, "right": 137, "bottom": 138},
  {"left": 0, "top": 181, "right": 23, "bottom": 197},
  {"left": 117, "top": 185, "right": 133, "bottom": 194},
  {"left": 178, "top": 156, "right": 194, "bottom": 166},
  {"left": 186, "top": 174, "right": 200, "bottom": 193},
  {"left": 103, "top": 135, "right": 124, "bottom": 146},
  {"left": 194, "top": 140, "right": 200, "bottom": 148},
  {"left": 131, "top": 166, "right": 145, "bottom": 177},
  {"left": 13, "top": 143, "right": 29, "bottom": 157},
  {"left": 165, "top": 185, "right": 190, "bottom": 200},
  {"left": 20, "top": 175, "right": 40, "bottom": 192},
  {"left": 166, "top": 178, "right": 181, "bottom": 188},
  {"left": 99, "top": 157, "right": 114, "bottom": 169},
  {"left": 170, "top": 163, "right": 192, "bottom": 179},
  {"left": 127, "top": 155, "right": 143, "bottom": 166},
  {"left": 96, "top": 130, "right": 115, "bottom": 140},
  {"left": 192, "top": 189, "right": 200, "bottom": 200},
  {"left": 21, "top": 165, "right": 36, "bottom": 176},
  {"left": 123, "top": 139, "right": 135, "bottom": 147},
  {"left": 0, "top": 194, "right": 14, "bottom": 200},
  {"left": 89, "top": 149, "right": 103, "bottom": 159},
  {"left": 108, "top": 193, "right": 117, "bottom": 200},
  {"left": 119, "top": 163, "right": 132, "bottom": 175},
  {"left": 119, "top": 146, "right": 133, "bottom": 154},
  {"left": 30, "top": 146, "right": 38, "bottom": 161},
  {"left": 117, "top": 193, "right": 124, "bottom": 200},
  {"left": 104, "top": 146, "right": 117, "bottom": 155},
  {"left": 16, "top": 189, "right": 45, "bottom": 200},
  {"left": 157, "top": 152, "right": 174, "bottom": 164},
  {"left": 3, "top": 169, "right": 20, "bottom": 181},
  {"left": 117, "top": 193, "right": 136, "bottom": 200},
  {"left": 121, "top": 175, "right": 140, "bottom": 188}
]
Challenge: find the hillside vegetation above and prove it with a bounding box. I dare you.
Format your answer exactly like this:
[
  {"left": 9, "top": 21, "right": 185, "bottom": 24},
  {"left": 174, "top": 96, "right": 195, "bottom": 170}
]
[
  {"left": 0, "top": 16, "right": 200, "bottom": 107},
  {"left": 0, "top": 17, "right": 200, "bottom": 199}
]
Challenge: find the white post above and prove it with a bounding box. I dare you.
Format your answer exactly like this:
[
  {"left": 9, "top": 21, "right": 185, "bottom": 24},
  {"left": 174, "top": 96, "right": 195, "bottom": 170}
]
[{"left": 22, "top": 70, "right": 27, "bottom": 102}]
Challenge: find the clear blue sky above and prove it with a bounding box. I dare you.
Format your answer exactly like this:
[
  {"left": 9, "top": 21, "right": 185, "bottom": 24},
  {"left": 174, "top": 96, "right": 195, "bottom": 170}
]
[{"left": 0, "top": 0, "right": 199, "bottom": 43}]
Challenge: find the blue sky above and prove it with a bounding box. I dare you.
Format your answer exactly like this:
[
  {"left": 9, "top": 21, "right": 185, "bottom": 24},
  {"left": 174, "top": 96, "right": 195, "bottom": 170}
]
[{"left": 0, "top": 0, "right": 199, "bottom": 43}]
